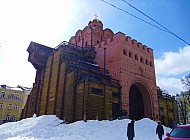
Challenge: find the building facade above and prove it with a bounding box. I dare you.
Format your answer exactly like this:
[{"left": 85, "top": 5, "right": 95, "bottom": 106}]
[
  {"left": 21, "top": 41, "right": 121, "bottom": 123},
  {"left": 0, "top": 85, "right": 23, "bottom": 124},
  {"left": 22, "top": 18, "right": 159, "bottom": 122},
  {"left": 69, "top": 18, "right": 159, "bottom": 120},
  {"left": 17, "top": 85, "right": 32, "bottom": 109},
  {"left": 157, "top": 86, "right": 178, "bottom": 127}
]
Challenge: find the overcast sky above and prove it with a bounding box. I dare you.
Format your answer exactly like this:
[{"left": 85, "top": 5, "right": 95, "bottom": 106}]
[{"left": 0, "top": 0, "right": 190, "bottom": 96}]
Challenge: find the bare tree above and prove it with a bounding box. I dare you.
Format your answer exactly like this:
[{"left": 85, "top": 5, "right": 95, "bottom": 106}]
[
  {"left": 181, "top": 73, "right": 190, "bottom": 91},
  {"left": 179, "top": 73, "right": 190, "bottom": 124}
]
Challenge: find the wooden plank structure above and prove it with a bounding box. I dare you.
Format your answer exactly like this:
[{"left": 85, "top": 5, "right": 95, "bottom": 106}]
[{"left": 21, "top": 41, "right": 121, "bottom": 123}]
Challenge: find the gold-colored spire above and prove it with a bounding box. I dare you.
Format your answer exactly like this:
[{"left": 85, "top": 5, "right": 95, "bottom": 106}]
[
  {"left": 94, "top": 14, "right": 98, "bottom": 19},
  {"left": 94, "top": 14, "right": 99, "bottom": 22}
]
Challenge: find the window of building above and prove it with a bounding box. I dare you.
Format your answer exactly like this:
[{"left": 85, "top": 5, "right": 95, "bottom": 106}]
[
  {"left": 112, "top": 92, "right": 119, "bottom": 98},
  {"left": 150, "top": 61, "right": 153, "bottom": 67},
  {"left": 160, "top": 107, "right": 164, "bottom": 111},
  {"left": 135, "top": 54, "right": 138, "bottom": 60},
  {"left": 6, "top": 114, "right": 11, "bottom": 121},
  {"left": 145, "top": 59, "right": 149, "bottom": 65},
  {"left": 0, "top": 103, "right": 3, "bottom": 108},
  {"left": 12, "top": 114, "right": 16, "bottom": 121},
  {"left": 9, "top": 93, "right": 14, "bottom": 99},
  {"left": 15, "top": 94, "right": 20, "bottom": 100},
  {"left": 140, "top": 57, "right": 144, "bottom": 63},
  {"left": 8, "top": 104, "right": 12, "bottom": 110},
  {"left": 129, "top": 51, "right": 133, "bottom": 58},
  {"left": 14, "top": 104, "right": 18, "bottom": 110},
  {"left": 123, "top": 49, "right": 127, "bottom": 56},
  {"left": 0, "top": 91, "right": 6, "bottom": 98},
  {"left": 91, "top": 87, "right": 103, "bottom": 95}
]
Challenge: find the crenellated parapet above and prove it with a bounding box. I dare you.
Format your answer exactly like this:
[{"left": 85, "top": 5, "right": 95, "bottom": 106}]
[
  {"left": 95, "top": 31, "right": 153, "bottom": 57},
  {"left": 125, "top": 36, "right": 153, "bottom": 55},
  {"left": 69, "top": 18, "right": 154, "bottom": 58}
]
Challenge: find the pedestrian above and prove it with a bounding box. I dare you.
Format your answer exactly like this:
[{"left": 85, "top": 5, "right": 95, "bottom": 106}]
[
  {"left": 127, "top": 120, "right": 135, "bottom": 140},
  {"left": 156, "top": 121, "right": 164, "bottom": 140}
]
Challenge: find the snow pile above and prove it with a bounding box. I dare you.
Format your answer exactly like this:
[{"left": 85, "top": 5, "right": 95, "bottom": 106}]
[{"left": 0, "top": 115, "right": 171, "bottom": 140}]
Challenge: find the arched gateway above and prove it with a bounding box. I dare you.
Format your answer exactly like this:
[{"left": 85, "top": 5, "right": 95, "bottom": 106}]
[
  {"left": 129, "top": 82, "right": 153, "bottom": 121},
  {"left": 129, "top": 85, "right": 144, "bottom": 120}
]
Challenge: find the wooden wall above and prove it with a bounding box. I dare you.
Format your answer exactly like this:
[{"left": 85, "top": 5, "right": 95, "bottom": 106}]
[{"left": 22, "top": 46, "right": 121, "bottom": 123}]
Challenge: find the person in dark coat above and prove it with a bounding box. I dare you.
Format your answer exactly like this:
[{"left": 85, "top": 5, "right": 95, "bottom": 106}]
[
  {"left": 127, "top": 120, "right": 135, "bottom": 140},
  {"left": 156, "top": 121, "right": 164, "bottom": 140}
]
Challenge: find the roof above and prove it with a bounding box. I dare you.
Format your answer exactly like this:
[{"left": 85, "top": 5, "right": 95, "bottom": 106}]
[{"left": 0, "top": 85, "right": 23, "bottom": 91}]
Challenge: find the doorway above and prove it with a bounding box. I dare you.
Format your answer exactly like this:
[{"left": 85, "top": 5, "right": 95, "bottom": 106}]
[{"left": 129, "top": 85, "right": 144, "bottom": 120}]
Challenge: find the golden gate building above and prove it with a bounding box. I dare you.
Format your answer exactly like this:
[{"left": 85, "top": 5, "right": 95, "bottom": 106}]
[
  {"left": 22, "top": 18, "right": 159, "bottom": 122},
  {"left": 69, "top": 18, "right": 159, "bottom": 120}
]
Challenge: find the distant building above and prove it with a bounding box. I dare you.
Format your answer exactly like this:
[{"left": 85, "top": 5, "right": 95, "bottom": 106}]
[
  {"left": 17, "top": 85, "right": 32, "bottom": 109},
  {"left": 22, "top": 18, "right": 159, "bottom": 122},
  {"left": 0, "top": 85, "right": 23, "bottom": 124},
  {"left": 157, "top": 86, "right": 178, "bottom": 127}
]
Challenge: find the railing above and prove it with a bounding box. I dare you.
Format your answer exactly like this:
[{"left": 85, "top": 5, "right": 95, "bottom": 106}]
[
  {"left": 62, "top": 53, "right": 96, "bottom": 65},
  {"left": 55, "top": 41, "right": 95, "bottom": 52}
]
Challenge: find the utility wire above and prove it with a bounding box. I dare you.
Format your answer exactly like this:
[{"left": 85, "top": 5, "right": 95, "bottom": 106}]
[
  {"left": 100, "top": 0, "right": 190, "bottom": 45},
  {"left": 121, "top": 0, "right": 190, "bottom": 45},
  {"left": 100, "top": 0, "right": 169, "bottom": 33}
]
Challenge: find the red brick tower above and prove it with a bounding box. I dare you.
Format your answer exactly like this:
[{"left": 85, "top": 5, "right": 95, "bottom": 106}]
[{"left": 69, "top": 18, "right": 159, "bottom": 120}]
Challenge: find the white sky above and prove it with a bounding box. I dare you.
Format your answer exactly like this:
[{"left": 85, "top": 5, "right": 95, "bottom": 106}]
[
  {"left": 0, "top": 0, "right": 78, "bottom": 87},
  {"left": 155, "top": 45, "right": 190, "bottom": 95},
  {"left": 0, "top": 0, "right": 189, "bottom": 95}
]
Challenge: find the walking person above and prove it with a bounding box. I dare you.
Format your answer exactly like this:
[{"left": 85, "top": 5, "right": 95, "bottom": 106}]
[
  {"left": 127, "top": 120, "right": 135, "bottom": 140},
  {"left": 156, "top": 121, "right": 164, "bottom": 140}
]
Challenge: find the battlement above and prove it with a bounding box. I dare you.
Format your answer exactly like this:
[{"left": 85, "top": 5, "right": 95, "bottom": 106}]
[{"left": 95, "top": 31, "right": 153, "bottom": 55}]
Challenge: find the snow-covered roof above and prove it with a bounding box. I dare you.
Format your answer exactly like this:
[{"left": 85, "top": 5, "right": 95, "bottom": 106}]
[
  {"left": 0, "top": 84, "right": 32, "bottom": 91},
  {"left": 0, "top": 85, "right": 23, "bottom": 91}
]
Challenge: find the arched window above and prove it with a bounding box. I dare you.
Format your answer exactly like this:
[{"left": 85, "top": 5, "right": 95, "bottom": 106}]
[
  {"left": 145, "top": 59, "right": 149, "bottom": 65},
  {"left": 85, "top": 41, "right": 88, "bottom": 47},
  {"left": 6, "top": 114, "right": 11, "bottom": 121},
  {"left": 135, "top": 54, "right": 138, "bottom": 60},
  {"left": 140, "top": 57, "right": 144, "bottom": 63},
  {"left": 150, "top": 61, "right": 153, "bottom": 67},
  {"left": 78, "top": 36, "right": 80, "bottom": 42},
  {"left": 129, "top": 51, "right": 133, "bottom": 58},
  {"left": 123, "top": 49, "right": 127, "bottom": 56}
]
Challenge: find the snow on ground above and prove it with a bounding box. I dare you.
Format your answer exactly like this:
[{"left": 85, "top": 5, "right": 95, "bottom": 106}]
[{"left": 0, "top": 115, "right": 171, "bottom": 140}]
